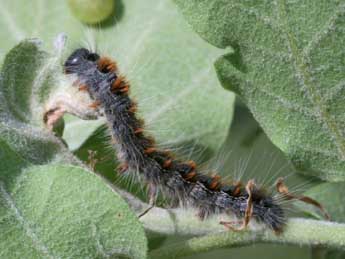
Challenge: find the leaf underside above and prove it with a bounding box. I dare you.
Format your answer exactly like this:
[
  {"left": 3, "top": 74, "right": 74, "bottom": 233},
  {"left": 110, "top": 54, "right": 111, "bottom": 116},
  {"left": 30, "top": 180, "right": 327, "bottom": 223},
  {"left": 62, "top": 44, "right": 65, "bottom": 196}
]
[{"left": 175, "top": 0, "right": 345, "bottom": 181}]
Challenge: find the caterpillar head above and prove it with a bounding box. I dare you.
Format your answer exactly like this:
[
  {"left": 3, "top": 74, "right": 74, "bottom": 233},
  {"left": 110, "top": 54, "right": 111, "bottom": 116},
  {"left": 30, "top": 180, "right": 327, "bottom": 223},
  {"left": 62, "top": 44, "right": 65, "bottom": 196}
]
[{"left": 64, "top": 48, "right": 99, "bottom": 74}]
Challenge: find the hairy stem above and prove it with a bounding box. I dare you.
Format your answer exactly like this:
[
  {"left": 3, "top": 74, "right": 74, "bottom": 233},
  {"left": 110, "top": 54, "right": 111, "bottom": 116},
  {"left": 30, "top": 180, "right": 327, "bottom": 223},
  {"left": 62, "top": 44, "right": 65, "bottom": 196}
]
[
  {"left": 148, "top": 219, "right": 345, "bottom": 258},
  {"left": 113, "top": 186, "right": 345, "bottom": 257}
]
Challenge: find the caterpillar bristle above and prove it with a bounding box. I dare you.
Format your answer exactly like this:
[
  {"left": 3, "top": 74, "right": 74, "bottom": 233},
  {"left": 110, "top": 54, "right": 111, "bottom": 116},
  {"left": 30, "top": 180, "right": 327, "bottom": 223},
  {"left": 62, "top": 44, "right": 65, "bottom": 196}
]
[
  {"left": 209, "top": 175, "right": 221, "bottom": 190},
  {"left": 118, "top": 163, "right": 129, "bottom": 174},
  {"left": 184, "top": 171, "right": 197, "bottom": 181},
  {"left": 187, "top": 160, "right": 197, "bottom": 170},
  {"left": 64, "top": 48, "right": 330, "bottom": 233},
  {"left": 111, "top": 77, "right": 122, "bottom": 90},
  {"left": 97, "top": 57, "right": 117, "bottom": 73},
  {"left": 128, "top": 103, "right": 138, "bottom": 113},
  {"left": 134, "top": 128, "right": 144, "bottom": 134},
  {"left": 144, "top": 147, "right": 157, "bottom": 155},
  {"left": 162, "top": 159, "right": 173, "bottom": 169},
  {"left": 119, "top": 85, "right": 130, "bottom": 94},
  {"left": 232, "top": 182, "right": 242, "bottom": 196}
]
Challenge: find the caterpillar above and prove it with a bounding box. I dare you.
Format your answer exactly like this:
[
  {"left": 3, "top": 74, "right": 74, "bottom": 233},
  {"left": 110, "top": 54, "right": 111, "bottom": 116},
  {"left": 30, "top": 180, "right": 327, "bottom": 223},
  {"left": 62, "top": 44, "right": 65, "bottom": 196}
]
[{"left": 63, "top": 48, "right": 329, "bottom": 233}]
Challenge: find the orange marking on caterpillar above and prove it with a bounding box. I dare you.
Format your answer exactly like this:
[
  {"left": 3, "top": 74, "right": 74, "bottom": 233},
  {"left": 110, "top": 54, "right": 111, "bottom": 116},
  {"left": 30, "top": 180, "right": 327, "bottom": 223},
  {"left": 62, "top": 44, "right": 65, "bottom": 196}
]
[
  {"left": 144, "top": 147, "right": 156, "bottom": 154},
  {"left": 119, "top": 85, "right": 129, "bottom": 93},
  {"left": 185, "top": 171, "right": 197, "bottom": 181},
  {"left": 209, "top": 175, "right": 221, "bottom": 190},
  {"left": 117, "top": 163, "right": 128, "bottom": 174},
  {"left": 107, "top": 63, "right": 117, "bottom": 72},
  {"left": 111, "top": 76, "right": 125, "bottom": 90},
  {"left": 98, "top": 57, "right": 117, "bottom": 73},
  {"left": 187, "top": 160, "right": 197, "bottom": 170},
  {"left": 78, "top": 84, "right": 88, "bottom": 91},
  {"left": 89, "top": 100, "right": 101, "bottom": 109},
  {"left": 163, "top": 159, "right": 173, "bottom": 168},
  {"left": 134, "top": 128, "right": 144, "bottom": 134},
  {"left": 233, "top": 181, "right": 243, "bottom": 196}
]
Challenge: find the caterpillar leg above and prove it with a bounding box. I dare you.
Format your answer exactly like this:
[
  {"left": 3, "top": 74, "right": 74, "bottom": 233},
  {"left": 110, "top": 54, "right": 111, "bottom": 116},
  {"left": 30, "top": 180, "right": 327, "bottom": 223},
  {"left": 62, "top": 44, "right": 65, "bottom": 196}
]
[
  {"left": 220, "top": 179, "right": 255, "bottom": 231},
  {"left": 138, "top": 183, "right": 157, "bottom": 218},
  {"left": 43, "top": 107, "right": 65, "bottom": 130},
  {"left": 87, "top": 150, "right": 98, "bottom": 171},
  {"left": 275, "top": 177, "right": 330, "bottom": 220}
]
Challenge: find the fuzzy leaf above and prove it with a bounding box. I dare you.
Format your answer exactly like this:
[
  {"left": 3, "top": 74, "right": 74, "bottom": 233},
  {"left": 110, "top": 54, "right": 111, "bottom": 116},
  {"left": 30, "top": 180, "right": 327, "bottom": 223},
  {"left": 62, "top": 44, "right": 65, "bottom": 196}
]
[
  {"left": 1, "top": 40, "right": 46, "bottom": 123},
  {"left": 0, "top": 40, "right": 68, "bottom": 164},
  {"left": 0, "top": 140, "right": 146, "bottom": 259},
  {"left": 0, "top": 41, "right": 147, "bottom": 258},
  {"left": 174, "top": 0, "right": 345, "bottom": 181}
]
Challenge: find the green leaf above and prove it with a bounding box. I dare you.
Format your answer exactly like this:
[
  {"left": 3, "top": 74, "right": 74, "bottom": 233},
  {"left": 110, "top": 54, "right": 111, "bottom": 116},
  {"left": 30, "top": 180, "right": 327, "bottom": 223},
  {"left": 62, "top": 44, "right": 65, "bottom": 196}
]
[
  {"left": 0, "top": 39, "right": 96, "bottom": 164},
  {"left": 174, "top": 0, "right": 345, "bottom": 181},
  {"left": 325, "top": 249, "right": 345, "bottom": 259},
  {"left": 0, "top": 139, "right": 147, "bottom": 259},
  {"left": 0, "top": 40, "right": 68, "bottom": 164},
  {"left": 0, "top": 40, "right": 147, "bottom": 258},
  {"left": 1, "top": 40, "right": 45, "bottom": 123},
  {"left": 0, "top": 0, "right": 234, "bottom": 152}
]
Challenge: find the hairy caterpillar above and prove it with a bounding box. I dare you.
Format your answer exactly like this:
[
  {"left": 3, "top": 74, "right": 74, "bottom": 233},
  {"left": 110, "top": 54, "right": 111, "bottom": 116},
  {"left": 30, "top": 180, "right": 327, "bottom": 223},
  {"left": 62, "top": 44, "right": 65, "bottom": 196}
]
[{"left": 63, "top": 48, "right": 329, "bottom": 233}]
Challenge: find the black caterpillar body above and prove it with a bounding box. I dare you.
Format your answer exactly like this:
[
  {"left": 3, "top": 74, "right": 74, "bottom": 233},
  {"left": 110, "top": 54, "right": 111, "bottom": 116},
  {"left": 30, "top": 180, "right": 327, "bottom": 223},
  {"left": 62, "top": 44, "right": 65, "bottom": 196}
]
[{"left": 64, "top": 48, "right": 286, "bottom": 232}]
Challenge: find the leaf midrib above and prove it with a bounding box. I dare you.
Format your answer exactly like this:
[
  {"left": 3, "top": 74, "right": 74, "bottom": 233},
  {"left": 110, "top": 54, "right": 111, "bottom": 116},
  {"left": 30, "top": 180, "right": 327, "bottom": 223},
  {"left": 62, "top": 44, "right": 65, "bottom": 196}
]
[
  {"left": 277, "top": 0, "right": 345, "bottom": 160},
  {"left": 0, "top": 181, "right": 55, "bottom": 258}
]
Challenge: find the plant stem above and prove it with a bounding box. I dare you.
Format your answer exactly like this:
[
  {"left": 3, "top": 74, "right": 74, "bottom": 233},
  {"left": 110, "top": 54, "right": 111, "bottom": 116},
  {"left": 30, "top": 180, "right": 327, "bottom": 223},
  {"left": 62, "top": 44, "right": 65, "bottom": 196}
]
[
  {"left": 113, "top": 187, "right": 345, "bottom": 257},
  {"left": 148, "top": 219, "right": 345, "bottom": 258}
]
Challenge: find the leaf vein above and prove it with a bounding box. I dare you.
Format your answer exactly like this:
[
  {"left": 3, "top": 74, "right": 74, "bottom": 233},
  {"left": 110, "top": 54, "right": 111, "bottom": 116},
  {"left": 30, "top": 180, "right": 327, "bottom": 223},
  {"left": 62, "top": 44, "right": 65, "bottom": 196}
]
[
  {"left": 146, "top": 67, "right": 211, "bottom": 123},
  {"left": 230, "top": 2, "right": 282, "bottom": 33},
  {"left": 254, "top": 86, "right": 316, "bottom": 118},
  {"left": 303, "top": 3, "right": 345, "bottom": 56},
  {"left": 325, "top": 79, "right": 345, "bottom": 103},
  {"left": 277, "top": 0, "right": 345, "bottom": 160},
  {"left": 0, "top": 181, "right": 56, "bottom": 259},
  {"left": 91, "top": 224, "right": 130, "bottom": 258}
]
